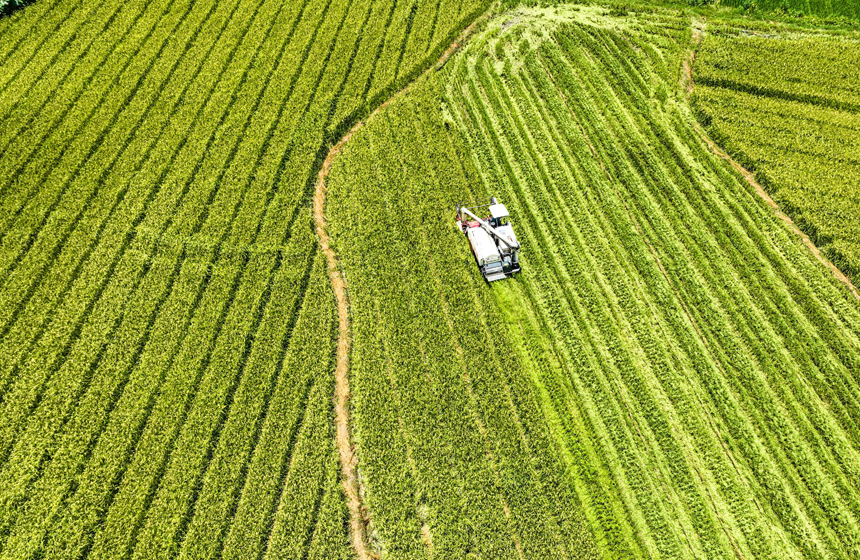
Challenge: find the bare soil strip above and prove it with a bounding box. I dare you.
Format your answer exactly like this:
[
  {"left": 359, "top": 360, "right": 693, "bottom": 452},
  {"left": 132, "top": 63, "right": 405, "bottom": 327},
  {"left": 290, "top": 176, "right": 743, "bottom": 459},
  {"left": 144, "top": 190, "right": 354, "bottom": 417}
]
[
  {"left": 312, "top": 12, "right": 489, "bottom": 559},
  {"left": 313, "top": 119, "right": 369, "bottom": 560}
]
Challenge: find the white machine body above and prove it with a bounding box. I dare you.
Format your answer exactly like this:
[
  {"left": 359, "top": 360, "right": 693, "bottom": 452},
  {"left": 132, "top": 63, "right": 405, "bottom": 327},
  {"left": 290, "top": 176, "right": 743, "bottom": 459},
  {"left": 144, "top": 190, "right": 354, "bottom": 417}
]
[{"left": 455, "top": 197, "right": 521, "bottom": 282}]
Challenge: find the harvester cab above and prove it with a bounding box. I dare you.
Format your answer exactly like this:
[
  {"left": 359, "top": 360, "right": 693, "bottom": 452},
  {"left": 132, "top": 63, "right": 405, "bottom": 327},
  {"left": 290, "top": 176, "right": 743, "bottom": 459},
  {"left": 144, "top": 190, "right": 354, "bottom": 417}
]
[{"left": 455, "top": 196, "right": 521, "bottom": 282}]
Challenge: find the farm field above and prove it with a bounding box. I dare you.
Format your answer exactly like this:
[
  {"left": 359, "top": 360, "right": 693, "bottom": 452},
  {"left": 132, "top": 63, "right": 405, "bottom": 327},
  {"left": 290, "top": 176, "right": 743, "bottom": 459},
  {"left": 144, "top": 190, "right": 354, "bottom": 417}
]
[
  {"left": 326, "top": 5, "right": 860, "bottom": 558},
  {"left": 0, "top": 0, "right": 486, "bottom": 557},
  {"left": 3, "top": 0, "right": 860, "bottom": 558},
  {"left": 693, "top": 31, "right": 860, "bottom": 285},
  {"left": 719, "top": 0, "right": 860, "bottom": 21}
]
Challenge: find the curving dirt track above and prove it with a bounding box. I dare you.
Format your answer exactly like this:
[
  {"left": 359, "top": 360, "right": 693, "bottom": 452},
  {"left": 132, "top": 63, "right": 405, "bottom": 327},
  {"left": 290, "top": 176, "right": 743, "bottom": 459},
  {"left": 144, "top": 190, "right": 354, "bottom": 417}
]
[{"left": 311, "top": 11, "right": 489, "bottom": 559}]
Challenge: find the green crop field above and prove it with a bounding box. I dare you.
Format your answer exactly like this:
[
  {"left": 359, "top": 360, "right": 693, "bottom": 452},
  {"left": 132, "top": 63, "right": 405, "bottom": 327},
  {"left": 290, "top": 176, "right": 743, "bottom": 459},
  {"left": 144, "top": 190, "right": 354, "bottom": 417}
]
[
  {"left": 327, "top": 5, "right": 860, "bottom": 558},
  {"left": 0, "top": 0, "right": 485, "bottom": 557},
  {"left": 693, "top": 31, "right": 860, "bottom": 286},
  {"left": 2, "top": 0, "right": 860, "bottom": 558}
]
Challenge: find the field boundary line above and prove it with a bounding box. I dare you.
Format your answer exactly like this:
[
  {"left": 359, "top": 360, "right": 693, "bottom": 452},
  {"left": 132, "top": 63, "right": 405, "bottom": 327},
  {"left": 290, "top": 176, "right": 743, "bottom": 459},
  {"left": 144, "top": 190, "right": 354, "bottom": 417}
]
[
  {"left": 680, "top": 27, "right": 860, "bottom": 303},
  {"left": 312, "top": 9, "right": 490, "bottom": 559},
  {"left": 697, "top": 126, "right": 860, "bottom": 303}
]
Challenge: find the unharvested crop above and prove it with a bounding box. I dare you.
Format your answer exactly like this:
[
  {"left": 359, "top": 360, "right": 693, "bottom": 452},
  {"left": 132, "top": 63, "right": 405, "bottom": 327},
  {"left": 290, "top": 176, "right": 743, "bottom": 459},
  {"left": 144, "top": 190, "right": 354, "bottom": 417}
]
[
  {"left": 720, "top": 0, "right": 860, "bottom": 20},
  {"left": 693, "top": 33, "right": 860, "bottom": 285},
  {"left": 0, "top": 0, "right": 485, "bottom": 557}
]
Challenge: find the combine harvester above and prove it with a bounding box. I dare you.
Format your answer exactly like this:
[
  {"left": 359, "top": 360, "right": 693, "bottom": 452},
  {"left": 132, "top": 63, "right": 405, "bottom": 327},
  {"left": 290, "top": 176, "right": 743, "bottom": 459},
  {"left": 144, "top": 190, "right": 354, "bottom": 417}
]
[{"left": 456, "top": 197, "right": 521, "bottom": 282}]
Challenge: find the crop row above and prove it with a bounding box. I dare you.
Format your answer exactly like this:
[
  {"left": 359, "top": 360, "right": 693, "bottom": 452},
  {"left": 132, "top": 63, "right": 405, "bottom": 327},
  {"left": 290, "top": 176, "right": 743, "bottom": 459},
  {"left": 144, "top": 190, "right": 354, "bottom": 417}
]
[
  {"left": 453, "top": 45, "right": 696, "bottom": 559},
  {"left": 0, "top": 0, "right": 310, "bottom": 487},
  {"left": 443, "top": 9, "right": 860, "bottom": 559},
  {"left": 0, "top": 0, "right": 488, "bottom": 556}
]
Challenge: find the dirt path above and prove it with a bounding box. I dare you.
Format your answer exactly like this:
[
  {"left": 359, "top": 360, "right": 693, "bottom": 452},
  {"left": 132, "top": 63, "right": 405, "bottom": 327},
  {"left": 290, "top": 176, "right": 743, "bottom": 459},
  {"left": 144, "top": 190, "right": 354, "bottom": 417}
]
[
  {"left": 312, "top": 12, "right": 489, "bottom": 560},
  {"left": 696, "top": 128, "right": 860, "bottom": 302},
  {"left": 681, "top": 22, "right": 860, "bottom": 302}
]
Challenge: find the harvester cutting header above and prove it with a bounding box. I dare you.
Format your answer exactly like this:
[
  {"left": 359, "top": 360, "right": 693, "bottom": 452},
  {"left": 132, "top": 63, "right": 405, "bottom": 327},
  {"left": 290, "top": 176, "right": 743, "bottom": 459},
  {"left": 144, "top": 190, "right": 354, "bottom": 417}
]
[{"left": 455, "top": 197, "right": 521, "bottom": 282}]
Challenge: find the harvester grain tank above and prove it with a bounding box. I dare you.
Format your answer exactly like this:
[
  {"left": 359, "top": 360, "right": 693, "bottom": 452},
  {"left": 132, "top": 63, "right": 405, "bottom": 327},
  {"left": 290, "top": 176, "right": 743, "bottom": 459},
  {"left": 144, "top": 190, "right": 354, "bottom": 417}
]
[{"left": 455, "top": 197, "right": 521, "bottom": 282}]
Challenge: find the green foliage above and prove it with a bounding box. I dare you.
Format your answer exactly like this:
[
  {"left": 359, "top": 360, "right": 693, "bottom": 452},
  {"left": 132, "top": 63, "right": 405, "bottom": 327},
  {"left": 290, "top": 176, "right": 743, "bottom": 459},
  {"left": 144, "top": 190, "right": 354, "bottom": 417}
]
[
  {"left": 696, "top": 34, "right": 860, "bottom": 112},
  {"left": 721, "top": 0, "right": 860, "bottom": 20},
  {"left": 778, "top": 0, "right": 804, "bottom": 17},
  {"left": 2, "top": 0, "right": 860, "bottom": 558},
  {"left": 456, "top": 14, "right": 860, "bottom": 558},
  {"left": 0, "top": 0, "right": 28, "bottom": 17}
]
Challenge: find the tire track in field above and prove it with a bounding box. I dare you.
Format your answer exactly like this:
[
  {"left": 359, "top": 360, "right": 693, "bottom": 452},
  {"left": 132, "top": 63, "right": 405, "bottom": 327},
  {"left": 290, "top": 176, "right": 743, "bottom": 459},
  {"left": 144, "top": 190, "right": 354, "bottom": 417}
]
[{"left": 312, "top": 12, "right": 488, "bottom": 559}]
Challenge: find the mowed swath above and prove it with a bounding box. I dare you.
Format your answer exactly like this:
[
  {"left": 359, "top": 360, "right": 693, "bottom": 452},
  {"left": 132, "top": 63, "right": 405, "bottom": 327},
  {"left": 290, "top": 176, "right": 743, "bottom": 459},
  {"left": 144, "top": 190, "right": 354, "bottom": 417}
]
[
  {"left": 448, "top": 12, "right": 860, "bottom": 559},
  {"left": 0, "top": 0, "right": 486, "bottom": 557},
  {"left": 326, "top": 72, "right": 600, "bottom": 558}
]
